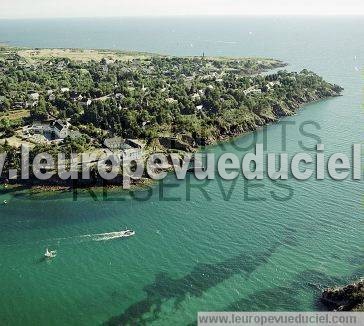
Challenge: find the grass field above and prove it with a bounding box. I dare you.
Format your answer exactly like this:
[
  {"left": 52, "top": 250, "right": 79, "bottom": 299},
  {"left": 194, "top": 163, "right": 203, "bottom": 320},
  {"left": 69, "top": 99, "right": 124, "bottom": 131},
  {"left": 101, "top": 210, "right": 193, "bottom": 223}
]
[
  {"left": 1, "top": 109, "right": 30, "bottom": 121},
  {"left": 16, "top": 48, "right": 161, "bottom": 62}
]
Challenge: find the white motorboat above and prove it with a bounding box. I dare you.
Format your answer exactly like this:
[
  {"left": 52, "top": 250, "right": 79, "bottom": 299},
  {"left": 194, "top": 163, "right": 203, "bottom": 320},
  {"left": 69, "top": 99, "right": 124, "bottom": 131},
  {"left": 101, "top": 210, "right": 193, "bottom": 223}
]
[{"left": 121, "top": 229, "right": 135, "bottom": 238}]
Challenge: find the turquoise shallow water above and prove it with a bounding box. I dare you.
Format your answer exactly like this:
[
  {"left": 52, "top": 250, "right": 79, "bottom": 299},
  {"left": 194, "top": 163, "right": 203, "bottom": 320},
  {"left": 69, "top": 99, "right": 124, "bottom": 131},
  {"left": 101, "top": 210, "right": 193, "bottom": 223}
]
[{"left": 0, "top": 16, "right": 363, "bottom": 325}]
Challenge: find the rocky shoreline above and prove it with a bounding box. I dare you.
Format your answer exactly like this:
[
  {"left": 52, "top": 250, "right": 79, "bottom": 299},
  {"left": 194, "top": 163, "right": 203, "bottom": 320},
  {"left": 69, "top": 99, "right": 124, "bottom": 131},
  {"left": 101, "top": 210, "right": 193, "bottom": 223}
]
[
  {"left": 321, "top": 280, "right": 364, "bottom": 312},
  {"left": 204, "top": 90, "right": 342, "bottom": 146}
]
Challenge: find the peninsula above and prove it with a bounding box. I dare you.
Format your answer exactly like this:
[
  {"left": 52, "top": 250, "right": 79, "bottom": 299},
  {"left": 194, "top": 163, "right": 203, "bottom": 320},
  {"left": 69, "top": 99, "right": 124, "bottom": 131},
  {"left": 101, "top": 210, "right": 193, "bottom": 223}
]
[{"left": 0, "top": 46, "right": 343, "bottom": 187}]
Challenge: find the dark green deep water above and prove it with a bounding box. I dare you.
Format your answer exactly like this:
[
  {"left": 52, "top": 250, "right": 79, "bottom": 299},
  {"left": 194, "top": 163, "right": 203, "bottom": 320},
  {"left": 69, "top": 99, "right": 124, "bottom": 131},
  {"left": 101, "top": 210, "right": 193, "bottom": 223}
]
[{"left": 0, "top": 16, "right": 363, "bottom": 325}]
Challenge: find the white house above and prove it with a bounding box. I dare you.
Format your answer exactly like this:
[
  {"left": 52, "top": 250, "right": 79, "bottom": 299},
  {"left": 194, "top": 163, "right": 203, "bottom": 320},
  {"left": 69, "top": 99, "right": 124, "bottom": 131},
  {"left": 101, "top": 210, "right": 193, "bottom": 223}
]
[
  {"left": 53, "top": 120, "right": 70, "bottom": 139},
  {"left": 23, "top": 120, "right": 71, "bottom": 142},
  {"left": 29, "top": 93, "right": 40, "bottom": 101}
]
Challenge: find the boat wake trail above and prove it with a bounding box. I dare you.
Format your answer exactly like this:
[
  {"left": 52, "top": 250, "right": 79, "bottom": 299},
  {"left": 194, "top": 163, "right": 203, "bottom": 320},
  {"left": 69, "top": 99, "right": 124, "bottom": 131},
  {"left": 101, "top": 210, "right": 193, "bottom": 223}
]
[
  {"left": 2, "top": 230, "right": 135, "bottom": 248},
  {"left": 78, "top": 231, "right": 131, "bottom": 242}
]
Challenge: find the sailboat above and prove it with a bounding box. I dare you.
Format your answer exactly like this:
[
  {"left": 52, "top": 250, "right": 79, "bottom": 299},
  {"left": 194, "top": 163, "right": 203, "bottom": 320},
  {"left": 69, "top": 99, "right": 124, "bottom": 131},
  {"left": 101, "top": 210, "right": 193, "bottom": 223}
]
[{"left": 44, "top": 248, "right": 57, "bottom": 258}]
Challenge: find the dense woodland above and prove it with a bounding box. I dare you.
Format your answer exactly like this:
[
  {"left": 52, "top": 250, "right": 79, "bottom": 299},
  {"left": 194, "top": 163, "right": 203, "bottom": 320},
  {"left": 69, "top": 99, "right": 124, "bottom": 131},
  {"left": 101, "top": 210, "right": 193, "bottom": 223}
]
[{"left": 0, "top": 47, "right": 342, "bottom": 155}]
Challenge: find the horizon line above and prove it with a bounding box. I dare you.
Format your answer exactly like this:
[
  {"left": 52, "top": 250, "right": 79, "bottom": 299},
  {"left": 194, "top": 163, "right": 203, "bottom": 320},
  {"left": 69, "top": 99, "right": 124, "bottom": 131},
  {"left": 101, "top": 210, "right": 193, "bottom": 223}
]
[{"left": 1, "top": 13, "right": 364, "bottom": 20}]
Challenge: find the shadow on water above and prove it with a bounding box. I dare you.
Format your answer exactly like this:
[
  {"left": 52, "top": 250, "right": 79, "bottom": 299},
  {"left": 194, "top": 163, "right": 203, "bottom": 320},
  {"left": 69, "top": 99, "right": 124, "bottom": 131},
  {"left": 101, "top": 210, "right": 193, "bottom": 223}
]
[
  {"left": 35, "top": 255, "right": 58, "bottom": 264},
  {"left": 36, "top": 256, "right": 47, "bottom": 264},
  {"left": 227, "top": 286, "right": 300, "bottom": 311},
  {"left": 187, "top": 270, "right": 349, "bottom": 324},
  {"left": 35, "top": 257, "right": 56, "bottom": 264},
  {"left": 103, "top": 241, "right": 284, "bottom": 325},
  {"left": 226, "top": 269, "right": 345, "bottom": 312},
  {"left": 103, "top": 234, "right": 363, "bottom": 326}
]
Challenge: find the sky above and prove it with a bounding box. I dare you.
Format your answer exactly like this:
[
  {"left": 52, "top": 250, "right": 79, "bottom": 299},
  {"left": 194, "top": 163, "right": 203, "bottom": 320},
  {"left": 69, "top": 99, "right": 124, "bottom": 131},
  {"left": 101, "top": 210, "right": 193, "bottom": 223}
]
[{"left": 1, "top": 0, "right": 364, "bottom": 19}]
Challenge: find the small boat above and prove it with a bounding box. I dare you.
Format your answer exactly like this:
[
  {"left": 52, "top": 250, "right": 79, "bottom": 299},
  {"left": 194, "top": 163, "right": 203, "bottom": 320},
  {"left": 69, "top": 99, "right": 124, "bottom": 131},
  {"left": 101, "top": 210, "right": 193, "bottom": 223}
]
[
  {"left": 3, "top": 200, "right": 7, "bottom": 205},
  {"left": 44, "top": 248, "right": 57, "bottom": 259},
  {"left": 121, "top": 229, "right": 135, "bottom": 238}
]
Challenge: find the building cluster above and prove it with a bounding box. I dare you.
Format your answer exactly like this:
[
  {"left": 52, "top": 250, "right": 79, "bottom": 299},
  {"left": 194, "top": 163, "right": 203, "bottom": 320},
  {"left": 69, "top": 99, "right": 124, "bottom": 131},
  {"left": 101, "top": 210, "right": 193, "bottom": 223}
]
[{"left": 21, "top": 119, "right": 78, "bottom": 143}]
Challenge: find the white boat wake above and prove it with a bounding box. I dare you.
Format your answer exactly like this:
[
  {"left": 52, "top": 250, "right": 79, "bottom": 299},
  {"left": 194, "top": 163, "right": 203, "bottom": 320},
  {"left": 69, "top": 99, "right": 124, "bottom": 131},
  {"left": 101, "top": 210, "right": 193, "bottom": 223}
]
[
  {"left": 78, "top": 230, "right": 135, "bottom": 242},
  {"left": 0, "top": 230, "right": 137, "bottom": 248},
  {"left": 81, "top": 231, "right": 126, "bottom": 242}
]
